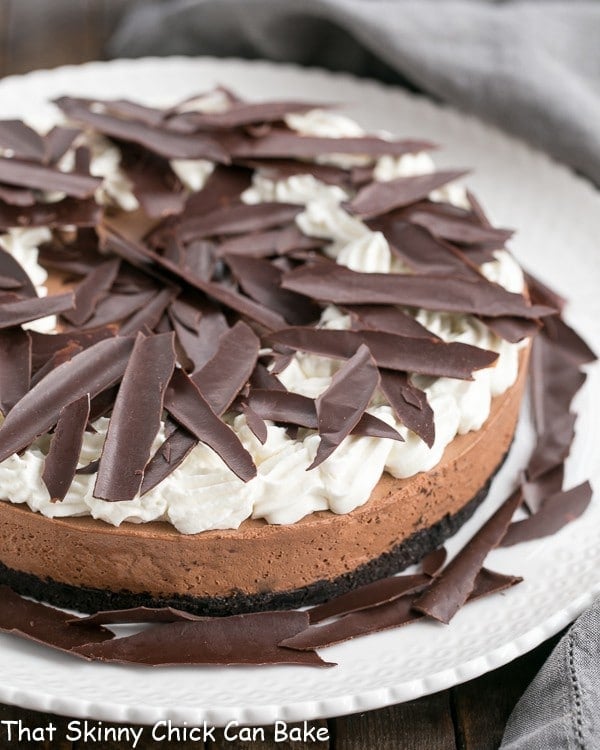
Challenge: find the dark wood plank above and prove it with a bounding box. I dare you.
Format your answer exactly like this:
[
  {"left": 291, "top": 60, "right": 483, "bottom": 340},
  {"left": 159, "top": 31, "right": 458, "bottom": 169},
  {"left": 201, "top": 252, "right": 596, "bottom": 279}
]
[
  {"left": 0, "top": 0, "right": 135, "bottom": 78},
  {"left": 206, "top": 720, "right": 330, "bottom": 748},
  {"left": 331, "top": 692, "right": 457, "bottom": 750},
  {"left": 451, "top": 629, "right": 566, "bottom": 750}
]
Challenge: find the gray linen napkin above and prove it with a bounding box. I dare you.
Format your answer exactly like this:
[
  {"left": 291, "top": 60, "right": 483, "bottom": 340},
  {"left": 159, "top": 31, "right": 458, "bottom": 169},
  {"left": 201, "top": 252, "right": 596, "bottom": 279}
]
[
  {"left": 108, "top": 0, "right": 600, "bottom": 186},
  {"left": 109, "top": 2, "right": 600, "bottom": 746}
]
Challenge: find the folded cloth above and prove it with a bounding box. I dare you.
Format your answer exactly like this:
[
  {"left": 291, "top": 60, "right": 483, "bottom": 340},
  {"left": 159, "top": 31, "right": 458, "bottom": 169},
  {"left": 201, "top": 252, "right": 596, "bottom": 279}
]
[
  {"left": 108, "top": 0, "right": 600, "bottom": 186},
  {"left": 500, "top": 595, "right": 600, "bottom": 749}
]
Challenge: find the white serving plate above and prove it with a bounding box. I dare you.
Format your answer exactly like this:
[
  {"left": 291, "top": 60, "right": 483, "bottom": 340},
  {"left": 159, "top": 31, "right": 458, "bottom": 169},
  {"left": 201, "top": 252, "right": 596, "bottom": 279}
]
[{"left": 0, "top": 57, "right": 598, "bottom": 727}]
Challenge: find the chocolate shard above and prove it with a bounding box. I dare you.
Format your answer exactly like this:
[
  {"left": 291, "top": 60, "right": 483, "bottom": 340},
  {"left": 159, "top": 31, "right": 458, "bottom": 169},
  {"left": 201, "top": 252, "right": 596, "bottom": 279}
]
[
  {"left": 0, "top": 246, "right": 37, "bottom": 298},
  {"left": 29, "top": 324, "right": 117, "bottom": 371},
  {"left": 280, "top": 593, "right": 423, "bottom": 651},
  {"left": 0, "top": 584, "right": 113, "bottom": 655},
  {"left": 169, "top": 300, "right": 229, "bottom": 371},
  {"left": 225, "top": 254, "right": 321, "bottom": 325},
  {"left": 379, "top": 369, "right": 435, "bottom": 447},
  {"left": 42, "top": 394, "right": 90, "bottom": 502},
  {"left": 167, "top": 99, "right": 329, "bottom": 131},
  {"left": 0, "top": 291, "right": 74, "bottom": 330},
  {"left": 0, "top": 120, "right": 46, "bottom": 161},
  {"left": 119, "top": 287, "right": 177, "bottom": 336},
  {"left": 269, "top": 327, "right": 498, "bottom": 380},
  {"left": 241, "top": 400, "right": 268, "bottom": 444},
  {"left": 0, "top": 328, "right": 31, "bottom": 416},
  {"left": 482, "top": 315, "right": 541, "bottom": 344},
  {"left": 521, "top": 464, "right": 565, "bottom": 515},
  {"left": 0, "top": 275, "right": 24, "bottom": 290},
  {"left": 353, "top": 412, "right": 404, "bottom": 442},
  {"left": 54, "top": 96, "right": 230, "bottom": 163},
  {"left": 308, "top": 344, "right": 380, "bottom": 469},
  {"left": 94, "top": 332, "right": 176, "bottom": 502},
  {"left": 308, "top": 573, "right": 430, "bottom": 624},
  {"left": 0, "top": 196, "right": 101, "bottom": 230},
  {"left": 43, "top": 125, "right": 81, "bottom": 164},
  {"left": 524, "top": 270, "right": 567, "bottom": 314},
  {"left": 164, "top": 368, "right": 256, "bottom": 482},
  {"left": 412, "top": 488, "right": 523, "bottom": 623},
  {"left": 469, "top": 567, "right": 523, "bottom": 601},
  {"left": 0, "top": 336, "right": 135, "bottom": 463},
  {"left": 69, "top": 606, "right": 202, "bottom": 626},
  {"left": 227, "top": 129, "right": 436, "bottom": 160},
  {"left": 348, "top": 170, "right": 468, "bottom": 219},
  {"left": 61, "top": 258, "right": 121, "bottom": 327},
  {"left": 239, "top": 158, "right": 354, "bottom": 189},
  {"left": 191, "top": 321, "right": 260, "bottom": 414},
  {"left": 249, "top": 388, "right": 318, "bottom": 428},
  {"left": 542, "top": 314, "right": 597, "bottom": 366},
  {"left": 120, "top": 147, "right": 187, "bottom": 219},
  {"left": 281, "top": 263, "right": 553, "bottom": 319},
  {"left": 73, "top": 611, "right": 333, "bottom": 667},
  {"left": 500, "top": 482, "right": 593, "bottom": 547},
  {"left": 139, "top": 424, "right": 197, "bottom": 495},
  {"left": 177, "top": 202, "right": 301, "bottom": 242},
  {"left": 71, "top": 288, "right": 158, "bottom": 331},
  {"left": 527, "top": 333, "right": 586, "bottom": 481},
  {"left": 217, "top": 225, "right": 324, "bottom": 258},
  {"left": 421, "top": 547, "right": 448, "bottom": 577},
  {"left": 0, "top": 157, "right": 101, "bottom": 198},
  {"left": 404, "top": 203, "right": 513, "bottom": 246}
]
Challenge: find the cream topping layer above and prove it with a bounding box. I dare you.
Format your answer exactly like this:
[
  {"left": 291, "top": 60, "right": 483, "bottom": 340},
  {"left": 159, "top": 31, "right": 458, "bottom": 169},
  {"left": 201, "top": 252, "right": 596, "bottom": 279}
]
[{"left": 0, "top": 108, "right": 524, "bottom": 534}]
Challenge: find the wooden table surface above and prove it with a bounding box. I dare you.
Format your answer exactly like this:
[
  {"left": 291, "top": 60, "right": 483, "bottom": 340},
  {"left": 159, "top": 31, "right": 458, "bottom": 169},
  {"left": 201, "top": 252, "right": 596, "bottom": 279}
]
[{"left": 0, "top": 2, "right": 565, "bottom": 747}]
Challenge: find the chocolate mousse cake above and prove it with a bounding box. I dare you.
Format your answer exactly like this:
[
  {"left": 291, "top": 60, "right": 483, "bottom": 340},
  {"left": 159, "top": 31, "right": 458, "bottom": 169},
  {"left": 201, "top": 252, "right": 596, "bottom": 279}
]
[{"left": 0, "top": 89, "right": 552, "bottom": 617}]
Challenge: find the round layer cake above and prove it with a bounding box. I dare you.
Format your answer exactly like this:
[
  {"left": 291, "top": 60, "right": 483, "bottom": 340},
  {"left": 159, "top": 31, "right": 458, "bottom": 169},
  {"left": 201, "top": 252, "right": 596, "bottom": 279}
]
[{"left": 0, "top": 90, "right": 541, "bottom": 615}]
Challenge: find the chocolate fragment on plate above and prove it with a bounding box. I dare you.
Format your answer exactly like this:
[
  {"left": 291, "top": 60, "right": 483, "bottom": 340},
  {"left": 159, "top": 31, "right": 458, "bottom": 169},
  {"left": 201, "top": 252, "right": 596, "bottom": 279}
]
[
  {"left": 73, "top": 611, "right": 333, "bottom": 667},
  {"left": 42, "top": 393, "right": 90, "bottom": 502},
  {"left": 0, "top": 336, "right": 135, "bottom": 463},
  {"left": 412, "top": 487, "right": 523, "bottom": 623},
  {"left": 500, "top": 482, "right": 593, "bottom": 547},
  {"left": 308, "top": 573, "right": 430, "bottom": 624},
  {"left": 70, "top": 606, "right": 203, "bottom": 626},
  {"left": 0, "top": 327, "right": 31, "bottom": 416},
  {"left": 0, "top": 584, "right": 113, "bottom": 655},
  {"left": 94, "top": 332, "right": 176, "bottom": 502},
  {"left": 421, "top": 547, "right": 448, "bottom": 577}
]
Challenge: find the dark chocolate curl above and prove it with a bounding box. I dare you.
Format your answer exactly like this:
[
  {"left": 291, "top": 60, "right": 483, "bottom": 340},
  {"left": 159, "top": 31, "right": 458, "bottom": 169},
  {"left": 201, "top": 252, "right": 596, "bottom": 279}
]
[
  {"left": 0, "top": 246, "right": 37, "bottom": 298},
  {"left": 42, "top": 394, "right": 90, "bottom": 502},
  {"left": 54, "top": 96, "right": 230, "bottom": 162},
  {"left": 61, "top": 258, "right": 121, "bottom": 326},
  {"left": 269, "top": 327, "right": 498, "bottom": 380},
  {"left": 228, "top": 130, "right": 435, "bottom": 160},
  {"left": 70, "top": 606, "right": 202, "bottom": 626},
  {"left": 379, "top": 369, "right": 435, "bottom": 447},
  {"left": 73, "top": 611, "right": 332, "bottom": 667},
  {"left": 0, "top": 157, "right": 101, "bottom": 197},
  {"left": 281, "top": 263, "right": 553, "bottom": 319},
  {"left": 0, "top": 327, "right": 31, "bottom": 415},
  {"left": 0, "top": 197, "right": 101, "bottom": 231},
  {"left": 167, "top": 99, "right": 329, "bottom": 130},
  {"left": 0, "top": 292, "right": 74, "bottom": 329},
  {"left": 164, "top": 368, "right": 256, "bottom": 482},
  {"left": 0, "top": 120, "right": 46, "bottom": 161},
  {"left": 192, "top": 321, "right": 260, "bottom": 414},
  {"left": 500, "top": 482, "right": 592, "bottom": 547},
  {"left": 0, "top": 585, "right": 113, "bottom": 656},
  {"left": 177, "top": 202, "right": 301, "bottom": 242},
  {"left": 29, "top": 325, "right": 117, "bottom": 371},
  {"left": 94, "top": 332, "right": 176, "bottom": 502},
  {"left": 225, "top": 254, "right": 321, "bottom": 325},
  {"left": 309, "top": 344, "right": 380, "bottom": 469},
  {"left": 0, "top": 336, "right": 135, "bottom": 463},
  {"left": 348, "top": 170, "right": 468, "bottom": 219},
  {"left": 412, "top": 488, "right": 523, "bottom": 623}
]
